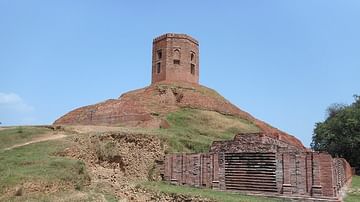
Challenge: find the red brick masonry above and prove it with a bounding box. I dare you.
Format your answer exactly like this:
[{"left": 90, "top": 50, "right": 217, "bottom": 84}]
[{"left": 163, "top": 133, "right": 352, "bottom": 201}]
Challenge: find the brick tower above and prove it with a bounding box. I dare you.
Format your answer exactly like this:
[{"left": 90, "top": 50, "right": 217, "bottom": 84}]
[{"left": 151, "top": 33, "right": 199, "bottom": 84}]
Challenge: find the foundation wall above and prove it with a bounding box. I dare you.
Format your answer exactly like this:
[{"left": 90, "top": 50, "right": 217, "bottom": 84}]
[{"left": 163, "top": 133, "right": 352, "bottom": 200}]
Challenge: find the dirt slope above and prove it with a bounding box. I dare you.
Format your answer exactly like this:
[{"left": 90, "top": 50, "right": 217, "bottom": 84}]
[
  {"left": 3, "top": 133, "right": 66, "bottom": 151},
  {"left": 58, "top": 128, "right": 213, "bottom": 201}
]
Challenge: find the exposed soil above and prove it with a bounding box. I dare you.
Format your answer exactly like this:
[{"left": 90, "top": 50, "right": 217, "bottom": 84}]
[{"left": 58, "top": 127, "right": 213, "bottom": 201}]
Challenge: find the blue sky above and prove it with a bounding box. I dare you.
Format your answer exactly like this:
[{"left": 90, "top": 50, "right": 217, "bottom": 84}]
[{"left": 1, "top": 0, "right": 359, "bottom": 147}]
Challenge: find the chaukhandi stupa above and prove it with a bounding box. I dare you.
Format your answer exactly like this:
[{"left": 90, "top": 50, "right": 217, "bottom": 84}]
[
  {"left": 55, "top": 34, "right": 352, "bottom": 201},
  {"left": 54, "top": 33, "right": 304, "bottom": 148},
  {"left": 55, "top": 33, "right": 304, "bottom": 149}
]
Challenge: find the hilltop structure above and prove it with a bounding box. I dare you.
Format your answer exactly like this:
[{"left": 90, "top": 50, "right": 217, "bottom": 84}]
[
  {"left": 55, "top": 33, "right": 304, "bottom": 148},
  {"left": 152, "top": 34, "right": 199, "bottom": 84},
  {"left": 55, "top": 33, "right": 351, "bottom": 201}
]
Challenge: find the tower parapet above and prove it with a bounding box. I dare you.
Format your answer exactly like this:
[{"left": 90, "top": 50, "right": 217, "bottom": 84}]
[{"left": 152, "top": 33, "right": 199, "bottom": 84}]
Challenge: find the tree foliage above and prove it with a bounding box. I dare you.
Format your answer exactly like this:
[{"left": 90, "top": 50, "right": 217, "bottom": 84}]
[{"left": 311, "top": 95, "right": 360, "bottom": 171}]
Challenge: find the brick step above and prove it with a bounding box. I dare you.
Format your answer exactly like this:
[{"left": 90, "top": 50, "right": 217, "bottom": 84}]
[
  {"left": 225, "top": 175, "right": 276, "bottom": 179},
  {"left": 225, "top": 177, "right": 276, "bottom": 181},
  {"left": 224, "top": 161, "right": 276, "bottom": 166},
  {"left": 225, "top": 157, "right": 276, "bottom": 160},
  {"left": 224, "top": 162, "right": 276, "bottom": 166},
  {"left": 225, "top": 152, "right": 275, "bottom": 155},
  {"left": 225, "top": 163, "right": 275, "bottom": 167},
  {"left": 225, "top": 177, "right": 276, "bottom": 183},
  {"left": 225, "top": 159, "right": 276, "bottom": 164},
  {"left": 226, "top": 187, "right": 278, "bottom": 193},
  {"left": 225, "top": 163, "right": 275, "bottom": 166},
  {"left": 225, "top": 152, "right": 275, "bottom": 156},
  {"left": 225, "top": 162, "right": 276, "bottom": 166},
  {"left": 225, "top": 166, "right": 276, "bottom": 170},
  {"left": 225, "top": 156, "right": 276, "bottom": 160},
  {"left": 225, "top": 170, "right": 276, "bottom": 174},
  {"left": 225, "top": 174, "right": 276, "bottom": 178},
  {"left": 225, "top": 182, "right": 277, "bottom": 188},
  {"left": 224, "top": 175, "right": 276, "bottom": 180},
  {"left": 225, "top": 168, "right": 276, "bottom": 172},
  {"left": 225, "top": 169, "right": 276, "bottom": 173},
  {"left": 225, "top": 161, "right": 276, "bottom": 164},
  {"left": 225, "top": 184, "right": 277, "bottom": 190},
  {"left": 225, "top": 184, "right": 277, "bottom": 189},
  {"left": 225, "top": 184, "right": 278, "bottom": 191},
  {"left": 225, "top": 175, "right": 276, "bottom": 180},
  {"left": 225, "top": 180, "right": 276, "bottom": 186},
  {"left": 225, "top": 175, "right": 276, "bottom": 181}
]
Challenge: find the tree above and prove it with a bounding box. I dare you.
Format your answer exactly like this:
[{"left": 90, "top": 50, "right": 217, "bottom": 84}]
[{"left": 311, "top": 95, "right": 360, "bottom": 173}]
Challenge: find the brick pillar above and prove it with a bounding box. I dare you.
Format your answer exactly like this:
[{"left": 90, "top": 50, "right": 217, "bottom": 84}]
[
  {"left": 319, "top": 153, "right": 335, "bottom": 197},
  {"left": 199, "top": 154, "right": 203, "bottom": 187},
  {"left": 180, "top": 154, "right": 184, "bottom": 185},
  {"left": 164, "top": 155, "right": 172, "bottom": 181},
  {"left": 194, "top": 154, "right": 201, "bottom": 187},
  {"left": 306, "top": 152, "right": 313, "bottom": 195},
  {"left": 311, "top": 153, "right": 323, "bottom": 197},
  {"left": 212, "top": 153, "right": 220, "bottom": 189},
  {"left": 182, "top": 154, "right": 188, "bottom": 185},
  {"left": 276, "top": 152, "right": 283, "bottom": 193},
  {"left": 218, "top": 153, "right": 226, "bottom": 190},
  {"left": 295, "top": 154, "right": 307, "bottom": 195},
  {"left": 170, "top": 155, "right": 178, "bottom": 184},
  {"left": 282, "top": 153, "right": 292, "bottom": 194}
]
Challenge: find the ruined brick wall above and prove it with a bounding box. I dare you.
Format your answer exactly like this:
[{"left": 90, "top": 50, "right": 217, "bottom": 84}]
[
  {"left": 163, "top": 153, "right": 220, "bottom": 188},
  {"left": 333, "top": 158, "right": 352, "bottom": 193},
  {"left": 164, "top": 152, "right": 352, "bottom": 200},
  {"left": 278, "top": 152, "right": 336, "bottom": 198},
  {"left": 210, "top": 133, "right": 302, "bottom": 153},
  {"left": 278, "top": 152, "right": 352, "bottom": 198},
  {"left": 163, "top": 133, "right": 352, "bottom": 201},
  {"left": 152, "top": 33, "right": 199, "bottom": 84}
]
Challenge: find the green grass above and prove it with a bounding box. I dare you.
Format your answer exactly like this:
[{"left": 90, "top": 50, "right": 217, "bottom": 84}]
[
  {"left": 2, "top": 190, "right": 118, "bottom": 202},
  {"left": 157, "top": 108, "right": 260, "bottom": 153},
  {"left": 156, "top": 83, "right": 225, "bottom": 100},
  {"left": 0, "top": 127, "right": 51, "bottom": 150},
  {"left": 345, "top": 175, "right": 360, "bottom": 202},
  {"left": 0, "top": 136, "right": 90, "bottom": 200},
  {"left": 0, "top": 126, "right": 119, "bottom": 201},
  {"left": 142, "top": 181, "right": 286, "bottom": 202}
]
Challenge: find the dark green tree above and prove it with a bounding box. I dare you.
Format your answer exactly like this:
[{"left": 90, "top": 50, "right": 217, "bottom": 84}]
[{"left": 311, "top": 95, "right": 360, "bottom": 172}]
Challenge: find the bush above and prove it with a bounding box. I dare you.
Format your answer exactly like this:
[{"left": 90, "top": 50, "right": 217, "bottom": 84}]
[{"left": 312, "top": 95, "right": 360, "bottom": 173}]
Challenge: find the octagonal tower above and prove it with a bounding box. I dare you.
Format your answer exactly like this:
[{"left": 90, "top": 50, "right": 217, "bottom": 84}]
[{"left": 151, "top": 33, "right": 199, "bottom": 84}]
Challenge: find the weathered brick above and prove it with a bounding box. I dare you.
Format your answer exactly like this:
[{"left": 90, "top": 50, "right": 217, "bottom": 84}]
[{"left": 164, "top": 132, "right": 352, "bottom": 201}]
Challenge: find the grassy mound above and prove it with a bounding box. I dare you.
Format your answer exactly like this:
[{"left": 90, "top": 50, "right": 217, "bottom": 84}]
[
  {"left": 0, "top": 127, "right": 90, "bottom": 201},
  {"left": 0, "top": 127, "right": 50, "bottom": 150},
  {"left": 157, "top": 108, "right": 260, "bottom": 153}
]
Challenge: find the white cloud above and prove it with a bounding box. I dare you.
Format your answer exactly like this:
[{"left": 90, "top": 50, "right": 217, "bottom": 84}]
[
  {"left": 0, "top": 92, "right": 34, "bottom": 112},
  {"left": 0, "top": 92, "right": 35, "bottom": 125}
]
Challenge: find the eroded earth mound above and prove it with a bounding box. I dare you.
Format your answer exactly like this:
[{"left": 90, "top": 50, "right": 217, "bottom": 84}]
[{"left": 55, "top": 82, "right": 304, "bottom": 149}]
